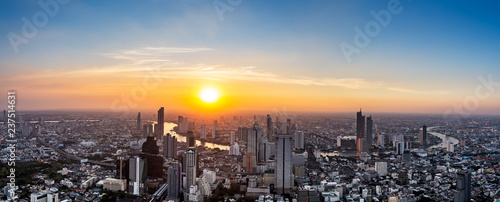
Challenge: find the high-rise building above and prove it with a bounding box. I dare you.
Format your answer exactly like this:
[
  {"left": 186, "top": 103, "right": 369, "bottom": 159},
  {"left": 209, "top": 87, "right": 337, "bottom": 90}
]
[
  {"left": 294, "top": 131, "right": 304, "bottom": 150},
  {"left": 454, "top": 172, "right": 471, "bottom": 202},
  {"left": 167, "top": 162, "right": 181, "bottom": 200},
  {"left": 137, "top": 112, "right": 141, "bottom": 131},
  {"left": 447, "top": 141, "right": 454, "bottom": 153},
  {"left": 185, "top": 148, "right": 197, "bottom": 189},
  {"left": 165, "top": 133, "right": 178, "bottom": 159},
  {"left": 163, "top": 134, "right": 169, "bottom": 158},
  {"left": 187, "top": 131, "right": 195, "bottom": 148},
  {"left": 140, "top": 136, "right": 163, "bottom": 178},
  {"left": 419, "top": 125, "right": 428, "bottom": 147},
  {"left": 157, "top": 107, "right": 164, "bottom": 139},
  {"left": 229, "top": 143, "right": 240, "bottom": 156},
  {"left": 356, "top": 110, "right": 367, "bottom": 154},
  {"left": 128, "top": 157, "right": 147, "bottom": 195},
  {"left": 275, "top": 134, "right": 293, "bottom": 194},
  {"left": 238, "top": 127, "right": 249, "bottom": 142},
  {"left": 212, "top": 123, "right": 216, "bottom": 139},
  {"left": 375, "top": 161, "right": 388, "bottom": 176},
  {"left": 247, "top": 122, "right": 263, "bottom": 155},
  {"left": 377, "top": 133, "right": 385, "bottom": 148},
  {"left": 200, "top": 125, "right": 206, "bottom": 140},
  {"left": 266, "top": 114, "right": 273, "bottom": 141},
  {"left": 356, "top": 109, "right": 365, "bottom": 139},
  {"left": 366, "top": 115, "right": 373, "bottom": 146},
  {"left": 395, "top": 141, "right": 405, "bottom": 155},
  {"left": 230, "top": 131, "right": 235, "bottom": 145}
]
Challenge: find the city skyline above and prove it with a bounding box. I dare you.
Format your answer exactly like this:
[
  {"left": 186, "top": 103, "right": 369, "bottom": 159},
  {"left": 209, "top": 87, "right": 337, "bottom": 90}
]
[{"left": 1, "top": 1, "right": 500, "bottom": 114}]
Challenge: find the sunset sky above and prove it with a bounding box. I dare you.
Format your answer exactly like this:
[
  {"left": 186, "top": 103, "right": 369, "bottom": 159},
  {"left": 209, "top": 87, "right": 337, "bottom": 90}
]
[{"left": 1, "top": 0, "right": 500, "bottom": 115}]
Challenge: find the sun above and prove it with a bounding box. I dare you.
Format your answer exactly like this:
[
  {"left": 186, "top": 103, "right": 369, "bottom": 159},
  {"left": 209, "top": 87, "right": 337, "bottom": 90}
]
[{"left": 199, "top": 87, "right": 220, "bottom": 104}]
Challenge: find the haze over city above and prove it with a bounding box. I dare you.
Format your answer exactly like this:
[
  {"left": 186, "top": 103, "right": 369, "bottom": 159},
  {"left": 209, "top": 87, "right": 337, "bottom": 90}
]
[{"left": 1, "top": 1, "right": 500, "bottom": 202}]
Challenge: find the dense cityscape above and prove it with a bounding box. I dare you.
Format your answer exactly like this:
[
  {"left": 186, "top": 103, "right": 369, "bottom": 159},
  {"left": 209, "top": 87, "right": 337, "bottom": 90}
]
[
  {"left": 2, "top": 1, "right": 500, "bottom": 202},
  {"left": 1, "top": 108, "right": 499, "bottom": 201}
]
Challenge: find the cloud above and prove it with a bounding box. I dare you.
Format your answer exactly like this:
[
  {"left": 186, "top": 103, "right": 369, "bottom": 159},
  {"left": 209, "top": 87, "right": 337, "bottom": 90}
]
[{"left": 4, "top": 47, "right": 442, "bottom": 93}]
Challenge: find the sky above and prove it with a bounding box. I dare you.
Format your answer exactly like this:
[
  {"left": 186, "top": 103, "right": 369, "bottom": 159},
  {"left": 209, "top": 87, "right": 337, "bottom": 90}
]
[{"left": 1, "top": 0, "right": 499, "bottom": 115}]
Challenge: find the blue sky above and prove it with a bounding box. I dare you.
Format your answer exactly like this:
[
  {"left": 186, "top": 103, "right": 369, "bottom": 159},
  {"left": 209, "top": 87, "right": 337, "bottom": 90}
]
[{"left": 1, "top": 0, "right": 499, "bottom": 113}]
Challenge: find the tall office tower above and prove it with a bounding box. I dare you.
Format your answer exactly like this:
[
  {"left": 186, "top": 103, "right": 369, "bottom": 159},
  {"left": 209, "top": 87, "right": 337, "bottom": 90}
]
[
  {"left": 167, "top": 162, "right": 181, "bottom": 200},
  {"left": 211, "top": 123, "right": 216, "bottom": 139},
  {"left": 247, "top": 122, "right": 263, "bottom": 155},
  {"left": 157, "top": 107, "right": 164, "bottom": 139},
  {"left": 229, "top": 143, "right": 240, "bottom": 156},
  {"left": 137, "top": 112, "right": 141, "bottom": 130},
  {"left": 377, "top": 133, "right": 385, "bottom": 148},
  {"left": 286, "top": 119, "right": 291, "bottom": 134},
  {"left": 356, "top": 110, "right": 367, "bottom": 154},
  {"left": 294, "top": 131, "right": 304, "bottom": 150},
  {"left": 447, "top": 141, "right": 454, "bottom": 152},
  {"left": 395, "top": 141, "right": 405, "bottom": 155},
  {"left": 422, "top": 125, "right": 427, "bottom": 147},
  {"left": 356, "top": 109, "right": 365, "bottom": 139},
  {"left": 178, "top": 116, "right": 184, "bottom": 129},
  {"left": 180, "top": 117, "right": 189, "bottom": 133},
  {"left": 163, "top": 134, "right": 170, "bottom": 158},
  {"left": 128, "top": 157, "right": 147, "bottom": 195},
  {"left": 238, "top": 127, "right": 249, "bottom": 142},
  {"left": 243, "top": 153, "right": 255, "bottom": 172},
  {"left": 454, "top": 172, "right": 471, "bottom": 202},
  {"left": 275, "top": 134, "right": 293, "bottom": 195},
  {"left": 266, "top": 114, "right": 273, "bottom": 141},
  {"left": 187, "top": 131, "right": 195, "bottom": 148},
  {"left": 185, "top": 148, "right": 197, "bottom": 189},
  {"left": 230, "top": 131, "right": 235, "bottom": 145},
  {"left": 165, "top": 133, "right": 178, "bottom": 159},
  {"left": 366, "top": 115, "right": 373, "bottom": 146},
  {"left": 140, "top": 136, "right": 163, "bottom": 178},
  {"left": 200, "top": 125, "right": 206, "bottom": 140}
]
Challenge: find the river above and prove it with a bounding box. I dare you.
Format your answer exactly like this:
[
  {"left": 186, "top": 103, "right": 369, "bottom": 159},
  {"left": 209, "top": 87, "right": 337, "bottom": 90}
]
[
  {"left": 427, "top": 126, "right": 459, "bottom": 149},
  {"left": 162, "top": 122, "right": 230, "bottom": 150}
]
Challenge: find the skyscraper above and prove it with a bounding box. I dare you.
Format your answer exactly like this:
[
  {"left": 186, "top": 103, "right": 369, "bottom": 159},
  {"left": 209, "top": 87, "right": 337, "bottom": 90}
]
[
  {"left": 165, "top": 133, "right": 178, "bottom": 159},
  {"left": 377, "top": 133, "right": 385, "bottom": 148},
  {"left": 137, "top": 112, "right": 141, "bottom": 131},
  {"left": 356, "top": 109, "right": 365, "bottom": 139},
  {"left": 366, "top": 115, "right": 373, "bottom": 147},
  {"left": 187, "top": 131, "right": 195, "bottom": 148},
  {"left": 238, "top": 127, "right": 249, "bottom": 142},
  {"left": 454, "top": 172, "right": 471, "bottom": 202},
  {"left": 266, "top": 114, "right": 273, "bottom": 141},
  {"left": 275, "top": 134, "right": 293, "bottom": 194},
  {"left": 294, "top": 131, "right": 304, "bottom": 150},
  {"left": 247, "top": 122, "right": 263, "bottom": 155},
  {"left": 157, "top": 107, "right": 164, "bottom": 139},
  {"left": 140, "top": 136, "right": 163, "bottom": 178},
  {"left": 419, "top": 125, "right": 428, "bottom": 147},
  {"left": 128, "top": 157, "right": 147, "bottom": 195},
  {"left": 230, "top": 130, "right": 235, "bottom": 145},
  {"left": 167, "top": 162, "right": 181, "bottom": 200},
  {"left": 447, "top": 141, "right": 454, "bottom": 152},
  {"left": 200, "top": 125, "right": 206, "bottom": 140},
  {"left": 356, "top": 110, "right": 367, "bottom": 154},
  {"left": 185, "top": 148, "right": 197, "bottom": 189}
]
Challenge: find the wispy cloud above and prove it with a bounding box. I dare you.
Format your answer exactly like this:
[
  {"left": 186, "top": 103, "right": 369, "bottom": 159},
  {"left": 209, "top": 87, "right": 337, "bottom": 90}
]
[{"left": 5, "top": 47, "right": 444, "bottom": 93}]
